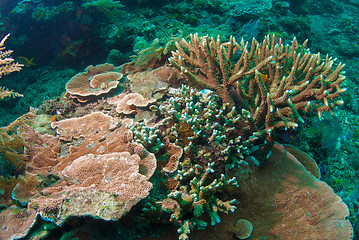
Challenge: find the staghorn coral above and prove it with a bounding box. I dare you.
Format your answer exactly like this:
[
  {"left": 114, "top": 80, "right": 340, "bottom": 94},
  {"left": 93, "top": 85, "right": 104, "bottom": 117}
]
[
  {"left": 163, "top": 143, "right": 353, "bottom": 240},
  {"left": 160, "top": 85, "right": 249, "bottom": 161},
  {"left": 169, "top": 34, "right": 346, "bottom": 141},
  {"left": 166, "top": 167, "right": 238, "bottom": 239},
  {"left": 131, "top": 85, "right": 247, "bottom": 238},
  {"left": 0, "top": 34, "right": 23, "bottom": 99},
  {"left": 0, "top": 32, "right": 353, "bottom": 239},
  {"left": 129, "top": 56, "right": 350, "bottom": 238}
]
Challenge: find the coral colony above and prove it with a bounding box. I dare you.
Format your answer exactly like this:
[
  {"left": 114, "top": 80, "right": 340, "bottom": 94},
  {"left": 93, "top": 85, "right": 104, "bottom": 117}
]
[{"left": 0, "top": 32, "right": 354, "bottom": 240}]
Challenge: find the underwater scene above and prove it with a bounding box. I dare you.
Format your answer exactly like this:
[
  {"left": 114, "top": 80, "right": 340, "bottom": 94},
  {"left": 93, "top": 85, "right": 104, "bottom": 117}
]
[{"left": 0, "top": 0, "right": 359, "bottom": 239}]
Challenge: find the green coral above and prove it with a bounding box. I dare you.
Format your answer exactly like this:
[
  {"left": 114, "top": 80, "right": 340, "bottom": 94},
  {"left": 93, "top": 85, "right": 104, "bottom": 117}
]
[
  {"left": 132, "top": 85, "right": 251, "bottom": 239},
  {"left": 82, "top": 0, "right": 124, "bottom": 21},
  {"left": 160, "top": 85, "right": 252, "bottom": 166},
  {"left": 131, "top": 121, "right": 165, "bottom": 154}
]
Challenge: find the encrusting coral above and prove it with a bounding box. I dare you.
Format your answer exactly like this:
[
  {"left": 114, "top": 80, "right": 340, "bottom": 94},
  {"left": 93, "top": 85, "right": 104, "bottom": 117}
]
[
  {"left": 0, "top": 33, "right": 23, "bottom": 99},
  {"left": 107, "top": 92, "right": 156, "bottom": 115},
  {"left": 128, "top": 68, "right": 169, "bottom": 99}
]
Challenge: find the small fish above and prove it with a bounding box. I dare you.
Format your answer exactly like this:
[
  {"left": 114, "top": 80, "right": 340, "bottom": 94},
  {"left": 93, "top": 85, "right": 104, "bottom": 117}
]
[
  {"left": 255, "top": 73, "right": 268, "bottom": 83},
  {"left": 16, "top": 56, "right": 36, "bottom": 67},
  {"left": 52, "top": 115, "right": 57, "bottom": 122}
]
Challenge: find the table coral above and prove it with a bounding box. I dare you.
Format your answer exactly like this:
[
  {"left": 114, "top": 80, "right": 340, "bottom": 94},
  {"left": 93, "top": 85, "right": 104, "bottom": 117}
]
[
  {"left": 32, "top": 152, "right": 153, "bottom": 225},
  {"left": 128, "top": 68, "right": 169, "bottom": 99},
  {"left": 65, "top": 63, "right": 123, "bottom": 103},
  {"left": 0, "top": 111, "right": 158, "bottom": 237}
]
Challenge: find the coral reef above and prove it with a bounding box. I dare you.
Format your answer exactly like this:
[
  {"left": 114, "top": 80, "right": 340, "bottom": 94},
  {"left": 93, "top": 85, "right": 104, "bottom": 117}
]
[
  {"left": 0, "top": 0, "right": 359, "bottom": 237},
  {"left": 32, "top": 151, "right": 154, "bottom": 225},
  {"left": 0, "top": 111, "right": 157, "bottom": 238},
  {"left": 0, "top": 32, "right": 354, "bottom": 240},
  {"left": 130, "top": 54, "right": 348, "bottom": 238}
]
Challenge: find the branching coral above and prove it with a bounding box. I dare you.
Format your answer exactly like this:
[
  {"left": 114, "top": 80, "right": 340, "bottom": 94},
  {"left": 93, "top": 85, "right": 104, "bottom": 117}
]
[
  {"left": 160, "top": 85, "right": 248, "bottom": 161},
  {"left": 0, "top": 34, "right": 23, "bottom": 99},
  {"left": 131, "top": 32, "right": 348, "bottom": 237},
  {"left": 169, "top": 34, "right": 346, "bottom": 140},
  {"left": 131, "top": 85, "right": 248, "bottom": 238},
  {"left": 167, "top": 168, "right": 238, "bottom": 239}
]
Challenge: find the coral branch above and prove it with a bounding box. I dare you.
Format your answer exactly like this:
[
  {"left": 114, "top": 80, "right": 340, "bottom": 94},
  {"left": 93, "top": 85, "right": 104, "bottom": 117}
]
[
  {"left": 170, "top": 34, "right": 346, "bottom": 139},
  {"left": 0, "top": 33, "right": 23, "bottom": 99}
]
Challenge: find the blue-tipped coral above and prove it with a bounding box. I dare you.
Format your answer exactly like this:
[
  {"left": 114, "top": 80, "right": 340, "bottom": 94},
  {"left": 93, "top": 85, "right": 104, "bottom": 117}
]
[{"left": 132, "top": 85, "right": 246, "bottom": 239}]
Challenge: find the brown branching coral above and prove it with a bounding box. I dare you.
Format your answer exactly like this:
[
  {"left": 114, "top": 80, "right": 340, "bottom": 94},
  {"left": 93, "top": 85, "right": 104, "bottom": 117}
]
[
  {"left": 0, "top": 33, "right": 23, "bottom": 99},
  {"left": 169, "top": 34, "right": 346, "bottom": 138}
]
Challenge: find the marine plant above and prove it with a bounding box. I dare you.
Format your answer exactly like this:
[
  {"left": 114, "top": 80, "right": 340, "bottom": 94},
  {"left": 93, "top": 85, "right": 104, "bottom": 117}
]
[{"left": 0, "top": 111, "right": 36, "bottom": 175}]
